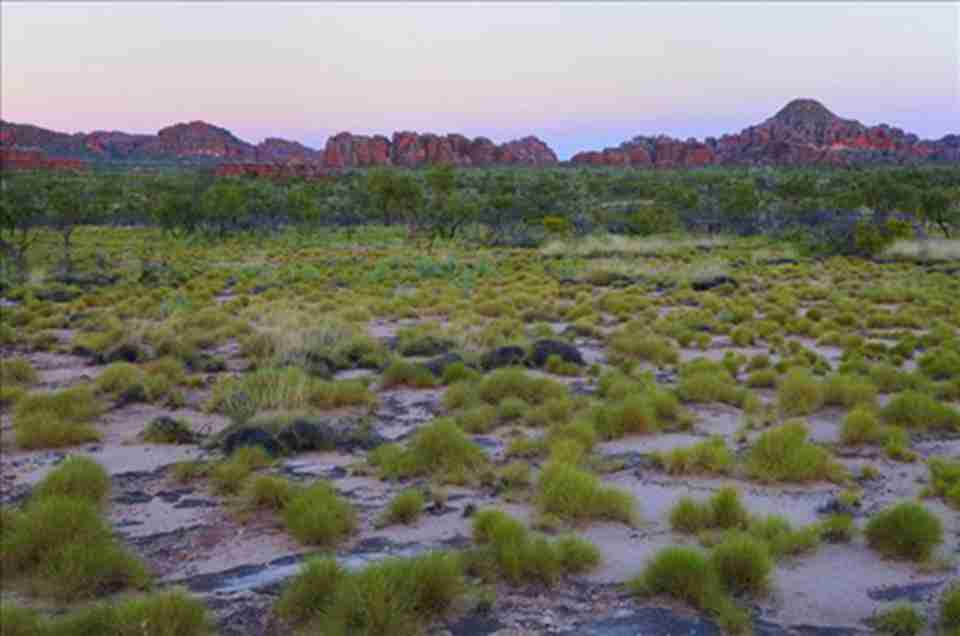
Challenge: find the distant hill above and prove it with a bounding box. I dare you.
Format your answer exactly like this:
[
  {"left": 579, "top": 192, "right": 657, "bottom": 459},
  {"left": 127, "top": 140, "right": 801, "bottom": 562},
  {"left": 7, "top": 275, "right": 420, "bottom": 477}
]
[
  {"left": 2, "top": 99, "right": 957, "bottom": 170},
  {"left": 571, "top": 98, "right": 960, "bottom": 167}
]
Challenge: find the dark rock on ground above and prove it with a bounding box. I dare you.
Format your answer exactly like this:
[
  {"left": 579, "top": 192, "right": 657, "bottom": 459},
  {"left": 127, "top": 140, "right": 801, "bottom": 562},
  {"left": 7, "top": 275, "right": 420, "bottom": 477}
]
[
  {"left": 691, "top": 275, "right": 738, "bottom": 291},
  {"left": 222, "top": 427, "right": 282, "bottom": 457},
  {"left": 528, "top": 339, "right": 585, "bottom": 367},
  {"left": 481, "top": 346, "right": 527, "bottom": 371},
  {"left": 277, "top": 417, "right": 336, "bottom": 452}
]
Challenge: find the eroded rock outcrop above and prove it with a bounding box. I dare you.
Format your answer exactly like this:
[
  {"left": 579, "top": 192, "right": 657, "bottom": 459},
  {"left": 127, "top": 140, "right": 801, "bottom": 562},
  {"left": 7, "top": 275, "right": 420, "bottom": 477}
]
[{"left": 571, "top": 98, "right": 958, "bottom": 168}]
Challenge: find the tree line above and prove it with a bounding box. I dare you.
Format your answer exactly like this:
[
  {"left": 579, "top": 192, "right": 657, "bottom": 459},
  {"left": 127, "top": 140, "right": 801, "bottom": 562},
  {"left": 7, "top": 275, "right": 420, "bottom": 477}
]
[{"left": 2, "top": 165, "right": 959, "bottom": 275}]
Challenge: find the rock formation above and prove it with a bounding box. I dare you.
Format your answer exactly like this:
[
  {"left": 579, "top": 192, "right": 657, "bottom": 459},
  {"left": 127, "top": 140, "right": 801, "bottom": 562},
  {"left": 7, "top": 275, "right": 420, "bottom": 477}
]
[{"left": 571, "top": 98, "right": 958, "bottom": 168}]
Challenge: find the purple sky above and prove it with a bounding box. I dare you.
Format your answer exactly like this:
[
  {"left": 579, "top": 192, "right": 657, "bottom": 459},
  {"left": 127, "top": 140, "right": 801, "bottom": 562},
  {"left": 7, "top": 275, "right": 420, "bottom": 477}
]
[{"left": 2, "top": 2, "right": 957, "bottom": 159}]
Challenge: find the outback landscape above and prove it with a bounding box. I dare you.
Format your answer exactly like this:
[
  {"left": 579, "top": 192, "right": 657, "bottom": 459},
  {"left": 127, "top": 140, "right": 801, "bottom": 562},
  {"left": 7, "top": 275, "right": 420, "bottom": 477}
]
[{"left": 2, "top": 3, "right": 960, "bottom": 636}]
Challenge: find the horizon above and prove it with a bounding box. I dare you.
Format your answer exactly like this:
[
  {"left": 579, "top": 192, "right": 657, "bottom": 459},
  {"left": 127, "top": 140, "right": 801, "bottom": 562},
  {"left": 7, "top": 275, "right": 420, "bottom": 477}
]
[{"left": 2, "top": 2, "right": 958, "bottom": 160}]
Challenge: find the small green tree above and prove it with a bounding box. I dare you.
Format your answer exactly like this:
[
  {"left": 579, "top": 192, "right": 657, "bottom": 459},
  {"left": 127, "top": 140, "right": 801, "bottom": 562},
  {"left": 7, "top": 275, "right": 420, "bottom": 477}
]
[
  {"left": 920, "top": 188, "right": 958, "bottom": 237},
  {"left": 0, "top": 172, "right": 47, "bottom": 279}
]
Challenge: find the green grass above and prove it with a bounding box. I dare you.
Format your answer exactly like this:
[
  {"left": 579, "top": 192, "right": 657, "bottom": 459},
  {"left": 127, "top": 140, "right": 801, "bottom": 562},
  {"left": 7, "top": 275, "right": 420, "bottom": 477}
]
[
  {"left": 865, "top": 501, "right": 943, "bottom": 562},
  {"left": 379, "top": 489, "right": 426, "bottom": 527},
  {"left": 928, "top": 456, "right": 960, "bottom": 509},
  {"left": 872, "top": 603, "right": 926, "bottom": 636},
  {"left": 283, "top": 482, "right": 357, "bottom": 546},
  {"left": 210, "top": 446, "right": 273, "bottom": 495},
  {"left": 13, "top": 385, "right": 102, "bottom": 449},
  {"left": 840, "top": 406, "right": 884, "bottom": 445},
  {"left": 709, "top": 532, "right": 773, "bottom": 595},
  {"left": 469, "top": 509, "right": 601, "bottom": 585},
  {"left": 242, "top": 474, "right": 299, "bottom": 510},
  {"left": 669, "top": 487, "right": 749, "bottom": 534},
  {"left": 628, "top": 546, "right": 717, "bottom": 608},
  {"left": 0, "top": 495, "right": 148, "bottom": 600},
  {"left": 776, "top": 368, "right": 824, "bottom": 416},
  {"left": 747, "top": 515, "right": 821, "bottom": 558},
  {"left": 881, "top": 390, "right": 960, "bottom": 431},
  {"left": 821, "top": 373, "right": 878, "bottom": 408},
  {"left": 536, "top": 460, "right": 636, "bottom": 525},
  {"left": 0, "top": 589, "right": 212, "bottom": 636},
  {"left": 275, "top": 552, "right": 464, "bottom": 636},
  {"left": 746, "top": 420, "right": 846, "bottom": 483},
  {"left": 0, "top": 357, "right": 38, "bottom": 386},
  {"left": 656, "top": 437, "right": 734, "bottom": 476},
  {"left": 381, "top": 360, "right": 438, "bottom": 389},
  {"left": 33, "top": 456, "right": 110, "bottom": 506},
  {"left": 94, "top": 361, "right": 146, "bottom": 396},
  {"left": 369, "top": 418, "right": 489, "bottom": 484},
  {"left": 942, "top": 582, "right": 960, "bottom": 631}
]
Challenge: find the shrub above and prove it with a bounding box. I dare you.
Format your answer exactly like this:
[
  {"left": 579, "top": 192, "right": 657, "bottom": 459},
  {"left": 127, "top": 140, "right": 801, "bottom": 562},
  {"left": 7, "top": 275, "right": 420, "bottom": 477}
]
[
  {"left": 882, "top": 391, "right": 960, "bottom": 431},
  {"left": 746, "top": 368, "right": 778, "bottom": 389},
  {"left": 670, "top": 497, "right": 713, "bottom": 533},
  {"left": 593, "top": 394, "right": 659, "bottom": 439},
  {"left": 820, "top": 513, "right": 855, "bottom": 543},
  {"left": 242, "top": 475, "right": 298, "bottom": 510},
  {"left": 676, "top": 369, "right": 746, "bottom": 407},
  {"left": 822, "top": 373, "right": 878, "bottom": 408},
  {"left": 554, "top": 534, "right": 602, "bottom": 573},
  {"left": 536, "top": 460, "right": 635, "bottom": 525},
  {"left": 276, "top": 552, "right": 465, "bottom": 634},
  {"left": 609, "top": 332, "right": 679, "bottom": 366},
  {"left": 13, "top": 386, "right": 102, "bottom": 449},
  {"left": 657, "top": 437, "right": 734, "bottom": 476},
  {"left": 865, "top": 502, "right": 943, "bottom": 562},
  {"left": 746, "top": 420, "right": 845, "bottom": 483},
  {"left": 777, "top": 368, "right": 824, "bottom": 416},
  {"left": 283, "top": 482, "right": 356, "bottom": 546},
  {"left": 370, "top": 418, "right": 488, "bottom": 484},
  {"left": 471, "top": 509, "right": 600, "bottom": 585},
  {"left": 747, "top": 515, "right": 821, "bottom": 558},
  {"left": 709, "top": 532, "right": 773, "bottom": 595},
  {"left": 34, "top": 456, "right": 110, "bottom": 506},
  {"left": 381, "top": 360, "right": 437, "bottom": 389},
  {"left": 942, "top": 583, "right": 960, "bottom": 631},
  {"left": 928, "top": 457, "right": 960, "bottom": 509},
  {"left": 95, "top": 362, "right": 146, "bottom": 396},
  {"left": 872, "top": 603, "right": 925, "bottom": 636},
  {"left": 629, "top": 546, "right": 716, "bottom": 607},
  {"left": 710, "top": 487, "right": 750, "bottom": 530},
  {"left": 0, "top": 357, "right": 38, "bottom": 386},
  {"left": 840, "top": 406, "right": 884, "bottom": 445},
  {"left": 1, "top": 496, "right": 148, "bottom": 600},
  {"left": 379, "top": 489, "right": 425, "bottom": 527}
]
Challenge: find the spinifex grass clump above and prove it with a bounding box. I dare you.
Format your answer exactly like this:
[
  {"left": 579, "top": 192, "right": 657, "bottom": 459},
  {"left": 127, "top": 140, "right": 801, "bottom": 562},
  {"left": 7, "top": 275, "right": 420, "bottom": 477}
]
[
  {"left": 210, "top": 446, "right": 273, "bottom": 495},
  {"left": 871, "top": 603, "right": 926, "bottom": 636},
  {"left": 283, "top": 481, "right": 356, "bottom": 546},
  {"left": 840, "top": 406, "right": 884, "bottom": 445},
  {"left": 881, "top": 391, "right": 960, "bottom": 431},
  {"left": 1, "top": 496, "right": 149, "bottom": 600},
  {"left": 655, "top": 437, "right": 735, "bottom": 476},
  {"left": 776, "top": 368, "right": 824, "bottom": 416},
  {"left": 536, "top": 460, "right": 635, "bottom": 525},
  {"left": 378, "top": 489, "right": 426, "bottom": 527},
  {"left": 709, "top": 532, "right": 773, "bottom": 595},
  {"left": 608, "top": 331, "right": 679, "bottom": 367},
  {"left": 381, "top": 359, "right": 438, "bottom": 389},
  {"left": 821, "top": 373, "right": 878, "bottom": 408},
  {"left": 865, "top": 501, "right": 943, "bottom": 562},
  {"left": 275, "top": 552, "right": 465, "bottom": 636},
  {"left": 369, "top": 418, "right": 489, "bottom": 484},
  {"left": 242, "top": 474, "right": 299, "bottom": 511},
  {"left": 669, "top": 487, "right": 749, "bottom": 534},
  {"left": 468, "top": 510, "right": 600, "bottom": 585},
  {"left": 13, "top": 385, "right": 102, "bottom": 449},
  {"left": 207, "top": 367, "right": 376, "bottom": 422},
  {"left": 942, "top": 582, "right": 960, "bottom": 632},
  {"left": 675, "top": 359, "right": 747, "bottom": 407},
  {"left": 746, "top": 420, "right": 846, "bottom": 483},
  {"left": 33, "top": 456, "right": 110, "bottom": 506},
  {"left": 927, "top": 456, "right": 960, "bottom": 509},
  {"left": 0, "top": 589, "right": 213, "bottom": 636},
  {"left": 0, "top": 357, "right": 38, "bottom": 387}
]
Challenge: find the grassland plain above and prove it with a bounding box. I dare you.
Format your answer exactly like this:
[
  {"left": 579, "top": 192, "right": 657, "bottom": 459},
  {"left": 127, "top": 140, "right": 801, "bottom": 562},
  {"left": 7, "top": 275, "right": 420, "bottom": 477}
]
[{"left": 1, "top": 226, "right": 959, "bottom": 636}]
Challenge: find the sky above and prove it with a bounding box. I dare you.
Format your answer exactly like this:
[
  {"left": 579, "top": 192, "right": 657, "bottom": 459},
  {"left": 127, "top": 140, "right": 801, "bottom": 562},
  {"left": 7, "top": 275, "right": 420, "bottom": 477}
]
[{"left": 2, "top": 2, "right": 958, "bottom": 159}]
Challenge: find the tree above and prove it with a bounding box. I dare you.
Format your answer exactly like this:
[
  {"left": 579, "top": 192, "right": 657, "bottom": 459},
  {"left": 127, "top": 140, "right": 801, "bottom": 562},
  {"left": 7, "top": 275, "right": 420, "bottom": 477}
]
[
  {"left": 365, "top": 169, "right": 424, "bottom": 233},
  {"left": 148, "top": 174, "right": 212, "bottom": 237},
  {"left": 0, "top": 172, "right": 47, "bottom": 278},
  {"left": 45, "top": 176, "right": 113, "bottom": 276},
  {"left": 920, "top": 188, "right": 958, "bottom": 237},
  {"left": 200, "top": 179, "right": 249, "bottom": 238}
]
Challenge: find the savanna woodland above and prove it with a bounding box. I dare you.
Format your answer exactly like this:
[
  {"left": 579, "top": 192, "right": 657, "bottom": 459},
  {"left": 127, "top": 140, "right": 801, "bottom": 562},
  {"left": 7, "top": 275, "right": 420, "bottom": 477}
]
[{"left": 2, "top": 161, "right": 960, "bottom": 636}]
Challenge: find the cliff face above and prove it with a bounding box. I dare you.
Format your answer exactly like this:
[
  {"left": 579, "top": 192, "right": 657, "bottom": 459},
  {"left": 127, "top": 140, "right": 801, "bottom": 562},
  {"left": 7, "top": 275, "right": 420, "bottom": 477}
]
[
  {"left": 320, "top": 131, "right": 557, "bottom": 168},
  {"left": 0, "top": 147, "right": 88, "bottom": 172},
  {"left": 571, "top": 98, "right": 958, "bottom": 168}
]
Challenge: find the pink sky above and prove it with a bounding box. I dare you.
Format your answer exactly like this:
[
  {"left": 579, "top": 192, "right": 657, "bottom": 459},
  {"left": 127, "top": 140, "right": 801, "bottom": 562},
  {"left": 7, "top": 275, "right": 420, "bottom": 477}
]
[{"left": 2, "top": 2, "right": 957, "bottom": 158}]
